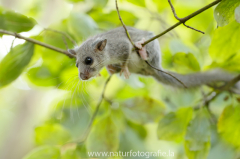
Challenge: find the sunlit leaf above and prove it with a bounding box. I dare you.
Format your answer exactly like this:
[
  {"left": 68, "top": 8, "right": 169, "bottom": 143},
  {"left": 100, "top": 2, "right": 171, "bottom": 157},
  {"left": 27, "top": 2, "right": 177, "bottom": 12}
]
[
  {"left": 67, "top": 0, "right": 84, "bottom": 3},
  {"left": 218, "top": 105, "right": 240, "bottom": 148},
  {"left": 214, "top": 0, "right": 240, "bottom": 26},
  {"left": 185, "top": 109, "right": 211, "bottom": 159},
  {"left": 122, "top": 97, "right": 165, "bottom": 124},
  {"left": 86, "top": 115, "right": 119, "bottom": 152},
  {"left": 153, "top": 0, "right": 175, "bottom": 11},
  {"left": 172, "top": 52, "right": 201, "bottom": 72},
  {"left": 209, "top": 21, "right": 240, "bottom": 63},
  {"left": 23, "top": 146, "right": 60, "bottom": 159},
  {"left": 126, "top": 0, "right": 145, "bottom": 7},
  {"left": 35, "top": 123, "right": 72, "bottom": 145},
  {"left": 0, "top": 42, "right": 34, "bottom": 88},
  {"left": 157, "top": 107, "right": 193, "bottom": 142},
  {"left": 0, "top": 7, "right": 36, "bottom": 33}
]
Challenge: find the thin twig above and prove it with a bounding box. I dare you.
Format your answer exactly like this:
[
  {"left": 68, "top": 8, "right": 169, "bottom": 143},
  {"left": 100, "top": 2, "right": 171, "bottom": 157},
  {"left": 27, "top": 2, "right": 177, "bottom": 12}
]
[
  {"left": 44, "top": 28, "right": 78, "bottom": 46},
  {"left": 115, "top": 0, "right": 136, "bottom": 48},
  {"left": 77, "top": 76, "right": 112, "bottom": 144},
  {"left": 62, "top": 35, "right": 69, "bottom": 50},
  {"left": 0, "top": 29, "right": 75, "bottom": 58},
  {"left": 10, "top": 38, "right": 16, "bottom": 51},
  {"left": 145, "top": 61, "right": 187, "bottom": 88},
  {"left": 167, "top": 0, "right": 204, "bottom": 34},
  {"left": 194, "top": 74, "right": 240, "bottom": 110},
  {"left": 143, "top": 0, "right": 222, "bottom": 46},
  {"left": 183, "top": 23, "right": 205, "bottom": 34},
  {"left": 169, "top": 0, "right": 204, "bottom": 34},
  {"left": 168, "top": 0, "right": 183, "bottom": 21},
  {"left": 219, "top": 74, "right": 240, "bottom": 91}
]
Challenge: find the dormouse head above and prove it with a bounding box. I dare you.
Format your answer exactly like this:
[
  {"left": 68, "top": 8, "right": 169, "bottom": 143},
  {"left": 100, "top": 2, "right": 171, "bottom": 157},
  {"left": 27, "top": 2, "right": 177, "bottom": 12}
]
[{"left": 68, "top": 38, "right": 108, "bottom": 80}]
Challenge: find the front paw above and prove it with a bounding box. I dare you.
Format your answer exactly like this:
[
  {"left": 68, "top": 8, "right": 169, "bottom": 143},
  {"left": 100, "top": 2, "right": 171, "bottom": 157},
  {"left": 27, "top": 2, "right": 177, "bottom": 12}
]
[
  {"left": 106, "top": 64, "right": 121, "bottom": 75},
  {"left": 135, "top": 38, "right": 148, "bottom": 61}
]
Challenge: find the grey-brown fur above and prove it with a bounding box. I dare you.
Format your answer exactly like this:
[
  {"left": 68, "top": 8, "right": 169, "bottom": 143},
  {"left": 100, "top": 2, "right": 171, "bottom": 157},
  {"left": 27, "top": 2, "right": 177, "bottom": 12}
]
[{"left": 69, "top": 26, "right": 240, "bottom": 91}]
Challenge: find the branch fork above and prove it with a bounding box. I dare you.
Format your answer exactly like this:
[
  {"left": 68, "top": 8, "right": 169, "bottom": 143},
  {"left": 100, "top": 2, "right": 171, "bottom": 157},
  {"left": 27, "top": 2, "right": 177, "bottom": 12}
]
[{"left": 168, "top": 0, "right": 204, "bottom": 34}]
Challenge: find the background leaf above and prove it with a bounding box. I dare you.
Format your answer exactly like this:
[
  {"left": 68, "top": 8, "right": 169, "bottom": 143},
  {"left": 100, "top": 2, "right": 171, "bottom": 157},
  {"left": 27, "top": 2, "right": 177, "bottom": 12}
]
[
  {"left": 235, "top": 5, "right": 240, "bottom": 24},
  {"left": 68, "top": 12, "right": 98, "bottom": 42},
  {"left": 157, "top": 107, "right": 193, "bottom": 142},
  {"left": 172, "top": 52, "right": 201, "bottom": 72},
  {"left": 0, "top": 7, "right": 36, "bottom": 33},
  {"left": 86, "top": 115, "right": 119, "bottom": 152},
  {"left": 185, "top": 109, "right": 211, "bottom": 159},
  {"left": 214, "top": 0, "right": 240, "bottom": 26},
  {"left": 126, "top": 0, "right": 145, "bottom": 7},
  {"left": 209, "top": 21, "right": 240, "bottom": 63},
  {"left": 218, "top": 105, "right": 240, "bottom": 148},
  {"left": 35, "top": 123, "right": 72, "bottom": 145},
  {"left": 122, "top": 97, "right": 165, "bottom": 124},
  {"left": 23, "top": 146, "right": 60, "bottom": 159},
  {"left": 0, "top": 42, "right": 34, "bottom": 88}
]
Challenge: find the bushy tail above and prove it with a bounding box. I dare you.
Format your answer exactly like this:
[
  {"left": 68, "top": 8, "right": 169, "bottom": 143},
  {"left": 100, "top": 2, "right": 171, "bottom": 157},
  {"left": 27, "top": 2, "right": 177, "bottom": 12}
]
[{"left": 153, "top": 69, "right": 239, "bottom": 90}]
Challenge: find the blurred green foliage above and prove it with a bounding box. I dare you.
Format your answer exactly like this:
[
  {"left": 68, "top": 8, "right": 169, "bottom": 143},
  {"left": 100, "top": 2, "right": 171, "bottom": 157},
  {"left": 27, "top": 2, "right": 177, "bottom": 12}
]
[{"left": 0, "top": 0, "right": 240, "bottom": 159}]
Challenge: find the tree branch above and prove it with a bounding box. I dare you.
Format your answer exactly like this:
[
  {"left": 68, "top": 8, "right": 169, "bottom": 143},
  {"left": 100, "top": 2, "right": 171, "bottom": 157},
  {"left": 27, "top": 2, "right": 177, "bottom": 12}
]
[
  {"left": 143, "top": 0, "right": 222, "bottom": 46},
  {"left": 0, "top": 29, "right": 75, "bottom": 58},
  {"left": 168, "top": 0, "right": 204, "bottom": 34},
  {"left": 115, "top": 0, "right": 136, "bottom": 48}
]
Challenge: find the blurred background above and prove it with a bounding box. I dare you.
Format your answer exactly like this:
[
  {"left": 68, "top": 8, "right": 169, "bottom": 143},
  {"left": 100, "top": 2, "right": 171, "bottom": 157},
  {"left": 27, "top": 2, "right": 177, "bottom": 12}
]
[{"left": 0, "top": 0, "right": 240, "bottom": 158}]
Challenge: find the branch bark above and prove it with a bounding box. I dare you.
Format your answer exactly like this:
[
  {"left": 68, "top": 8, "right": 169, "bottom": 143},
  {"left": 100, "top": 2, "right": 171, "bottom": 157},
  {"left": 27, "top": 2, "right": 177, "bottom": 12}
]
[
  {"left": 143, "top": 0, "right": 222, "bottom": 46},
  {"left": 0, "top": 29, "right": 75, "bottom": 58}
]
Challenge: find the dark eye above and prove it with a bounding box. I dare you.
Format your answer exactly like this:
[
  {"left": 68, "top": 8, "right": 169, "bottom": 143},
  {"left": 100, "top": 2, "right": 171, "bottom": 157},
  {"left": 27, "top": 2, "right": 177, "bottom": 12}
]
[
  {"left": 75, "top": 63, "right": 78, "bottom": 68},
  {"left": 84, "top": 57, "right": 93, "bottom": 65}
]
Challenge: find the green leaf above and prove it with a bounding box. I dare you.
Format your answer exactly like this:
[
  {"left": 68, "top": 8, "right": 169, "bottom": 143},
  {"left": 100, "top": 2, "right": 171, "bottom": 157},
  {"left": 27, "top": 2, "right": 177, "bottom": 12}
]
[
  {"left": 67, "top": 0, "right": 84, "bottom": 3},
  {"left": 157, "top": 107, "right": 193, "bottom": 142},
  {"left": 86, "top": 115, "right": 119, "bottom": 152},
  {"left": 0, "top": 42, "right": 34, "bottom": 88},
  {"left": 89, "top": 10, "right": 138, "bottom": 29},
  {"left": 126, "top": 0, "right": 145, "bottom": 7},
  {"left": 61, "top": 149, "right": 79, "bottom": 159},
  {"left": 218, "top": 105, "right": 240, "bottom": 148},
  {"left": 35, "top": 123, "right": 71, "bottom": 145},
  {"left": 209, "top": 21, "right": 240, "bottom": 63},
  {"left": 235, "top": 5, "right": 240, "bottom": 24},
  {"left": 92, "top": 0, "right": 108, "bottom": 8},
  {"left": 153, "top": 0, "right": 175, "bottom": 12},
  {"left": 0, "top": 7, "right": 36, "bottom": 33},
  {"left": 68, "top": 12, "right": 98, "bottom": 42},
  {"left": 122, "top": 97, "right": 165, "bottom": 124},
  {"left": 185, "top": 109, "right": 211, "bottom": 159},
  {"left": 172, "top": 52, "right": 201, "bottom": 72},
  {"left": 23, "top": 146, "right": 60, "bottom": 159},
  {"left": 214, "top": 0, "right": 240, "bottom": 26}
]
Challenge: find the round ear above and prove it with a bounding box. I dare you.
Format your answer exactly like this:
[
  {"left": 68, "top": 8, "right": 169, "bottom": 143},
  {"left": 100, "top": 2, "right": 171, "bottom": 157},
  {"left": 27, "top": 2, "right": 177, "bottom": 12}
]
[
  {"left": 96, "top": 39, "right": 107, "bottom": 51},
  {"left": 68, "top": 49, "right": 76, "bottom": 55}
]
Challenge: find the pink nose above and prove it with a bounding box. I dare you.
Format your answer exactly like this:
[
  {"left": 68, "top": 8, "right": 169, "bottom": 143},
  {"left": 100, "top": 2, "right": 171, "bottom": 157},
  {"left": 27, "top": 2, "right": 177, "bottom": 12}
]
[{"left": 80, "top": 73, "right": 89, "bottom": 80}]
